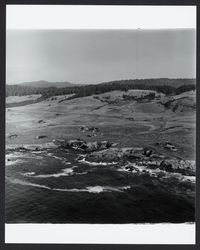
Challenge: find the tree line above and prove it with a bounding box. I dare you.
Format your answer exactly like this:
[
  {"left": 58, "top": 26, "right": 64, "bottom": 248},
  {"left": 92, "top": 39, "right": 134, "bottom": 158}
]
[{"left": 6, "top": 78, "right": 196, "bottom": 98}]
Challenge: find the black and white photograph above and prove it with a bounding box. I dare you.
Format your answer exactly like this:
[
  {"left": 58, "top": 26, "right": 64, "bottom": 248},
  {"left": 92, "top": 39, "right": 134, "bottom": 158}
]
[{"left": 4, "top": 4, "right": 197, "bottom": 244}]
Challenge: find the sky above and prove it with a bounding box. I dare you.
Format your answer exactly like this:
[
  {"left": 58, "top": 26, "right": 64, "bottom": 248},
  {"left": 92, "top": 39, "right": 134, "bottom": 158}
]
[{"left": 6, "top": 29, "right": 196, "bottom": 85}]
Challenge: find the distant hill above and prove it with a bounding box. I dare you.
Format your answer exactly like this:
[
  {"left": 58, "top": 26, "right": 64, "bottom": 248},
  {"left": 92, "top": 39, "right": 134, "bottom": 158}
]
[
  {"left": 6, "top": 78, "right": 196, "bottom": 98},
  {"left": 98, "top": 78, "right": 196, "bottom": 88},
  {"left": 15, "top": 80, "right": 78, "bottom": 88}
]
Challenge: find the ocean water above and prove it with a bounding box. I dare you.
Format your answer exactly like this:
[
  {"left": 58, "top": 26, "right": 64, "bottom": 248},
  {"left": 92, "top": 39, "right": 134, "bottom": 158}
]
[{"left": 5, "top": 148, "right": 195, "bottom": 223}]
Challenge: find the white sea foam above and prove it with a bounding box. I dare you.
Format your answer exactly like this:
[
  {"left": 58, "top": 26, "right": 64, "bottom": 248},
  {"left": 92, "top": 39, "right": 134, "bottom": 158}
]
[
  {"left": 120, "top": 185, "right": 131, "bottom": 190},
  {"left": 87, "top": 186, "right": 104, "bottom": 193},
  {"left": 78, "top": 158, "right": 117, "bottom": 166},
  {"left": 6, "top": 159, "right": 25, "bottom": 166},
  {"left": 52, "top": 187, "right": 88, "bottom": 192},
  {"left": 47, "top": 153, "right": 63, "bottom": 160},
  {"left": 6, "top": 178, "right": 52, "bottom": 190},
  {"left": 6, "top": 151, "right": 42, "bottom": 161},
  {"left": 119, "top": 163, "right": 196, "bottom": 183},
  {"left": 181, "top": 176, "right": 196, "bottom": 183},
  {"left": 47, "top": 153, "right": 69, "bottom": 164},
  {"left": 31, "top": 168, "right": 74, "bottom": 178},
  {"left": 23, "top": 166, "right": 87, "bottom": 179},
  {"left": 23, "top": 172, "right": 36, "bottom": 177},
  {"left": 5, "top": 153, "right": 26, "bottom": 166},
  {"left": 6, "top": 152, "right": 24, "bottom": 158},
  {"left": 86, "top": 186, "right": 119, "bottom": 193},
  {"left": 32, "top": 151, "right": 46, "bottom": 154},
  {"left": 6, "top": 152, "right": 23, "bottom": 166},
  {"left": 53, "top": 186, "right": 129, "bottom": 193},
  {"left": 6, "top": 177, "right": 131, "bottom": 193}
]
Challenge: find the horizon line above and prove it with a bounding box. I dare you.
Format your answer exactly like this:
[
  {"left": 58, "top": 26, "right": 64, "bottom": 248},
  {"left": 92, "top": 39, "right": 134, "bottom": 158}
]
[{"left": 6, "top": 77, "right": 196, "bottom": 86}]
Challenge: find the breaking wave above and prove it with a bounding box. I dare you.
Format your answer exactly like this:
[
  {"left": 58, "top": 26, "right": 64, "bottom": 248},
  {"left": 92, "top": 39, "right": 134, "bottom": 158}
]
[
  {"left": 6, "top": 177, "right": 131, "bottom": 193},
  {"left": 22, "top": 167, "right": 89, "bottom": 178},
  {"left": 78, "top": 157, "right": 117, "bottom": 166},
  {"left": 29, "top": 168, "right": 74, "bottom": 178}
]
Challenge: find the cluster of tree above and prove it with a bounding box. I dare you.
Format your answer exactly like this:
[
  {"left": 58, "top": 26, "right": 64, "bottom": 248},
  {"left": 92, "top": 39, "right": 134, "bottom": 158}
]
[
  {"left": 6, "top": 78, "right": 196, "bottom": 99},
  {"left": 122, "top": 92, "right": 156, "bottom": 102},
  {"left": 6, "top": 96, "right": 44, "bottom": 108},
  {"left": 6, "top": 85, "right": 45, "bottom": 97},
  {"left": 174, "top": 84, "right": 196, "bottom": 95}
]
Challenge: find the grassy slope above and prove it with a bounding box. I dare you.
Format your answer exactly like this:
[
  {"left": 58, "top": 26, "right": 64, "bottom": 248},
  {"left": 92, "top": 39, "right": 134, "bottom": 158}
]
[{"left": 6, "top": 89, "right": 196, "bottom": 160}]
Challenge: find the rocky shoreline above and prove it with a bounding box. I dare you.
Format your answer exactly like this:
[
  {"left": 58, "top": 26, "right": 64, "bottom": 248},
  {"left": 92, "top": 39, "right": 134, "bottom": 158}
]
[{"left": 6, "top": 137, "right": 195, "bottom": 180}]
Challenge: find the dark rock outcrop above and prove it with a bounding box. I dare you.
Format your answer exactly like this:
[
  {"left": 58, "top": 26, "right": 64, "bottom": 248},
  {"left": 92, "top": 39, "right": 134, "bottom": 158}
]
[
  {"left": 80, "top": 126, "right": 100, "bottom": 137},
  {"left": 36, "top": 135, "right": 47, "bottom": 139},
  {"left": 143, "top": 148, "right": 153, "bottom": 157},
  {"left": 85, "top": 147, "right": 144, "bottom": 163},
  {"left": 159, "top": 160, "right": 195, "bottom": 175},
  {"left": 53, "top": 139, "right": 114, "bottom": 152},
  {"left": 155, "top": 141, "right": 178, "bottom": 152}
]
